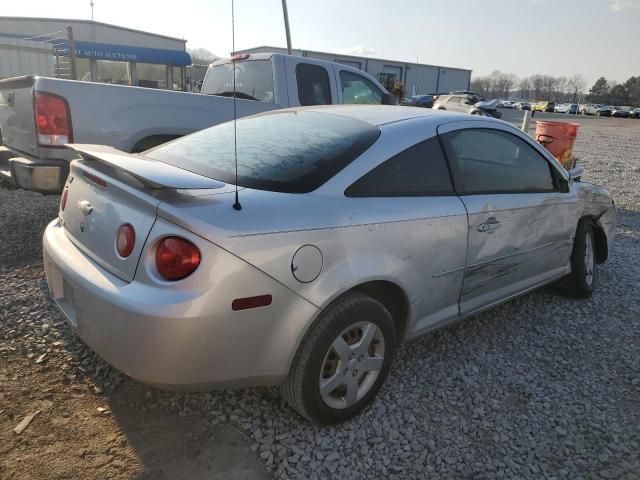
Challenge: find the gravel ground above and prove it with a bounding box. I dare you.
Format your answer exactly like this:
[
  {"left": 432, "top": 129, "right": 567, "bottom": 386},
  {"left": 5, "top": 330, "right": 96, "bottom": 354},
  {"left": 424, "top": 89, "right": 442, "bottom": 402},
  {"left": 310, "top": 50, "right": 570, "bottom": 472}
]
[{"left": 1, "top": 116, "right": 639, "bottom": 479}]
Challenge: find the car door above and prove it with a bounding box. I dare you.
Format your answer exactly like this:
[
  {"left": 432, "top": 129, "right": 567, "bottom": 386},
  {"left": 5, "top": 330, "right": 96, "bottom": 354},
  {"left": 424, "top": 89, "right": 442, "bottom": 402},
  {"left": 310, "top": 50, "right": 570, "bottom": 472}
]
[
  {"left": 343, "top": 132, "right": 468, "bottom": 336},
  {"left": 438, "top": 121, "right": 576, "bottom": 315}
]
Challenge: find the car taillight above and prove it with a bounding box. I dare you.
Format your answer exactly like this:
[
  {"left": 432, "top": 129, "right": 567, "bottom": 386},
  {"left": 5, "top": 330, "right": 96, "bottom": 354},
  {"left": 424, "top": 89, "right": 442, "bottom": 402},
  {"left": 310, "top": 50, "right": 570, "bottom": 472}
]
[
  {"left": 60, "top": 189, "right": 69, "bottom": 212},
  {"left": 155, "top": 237, "right": 201, "bottom": 281},
  {"left": 116, "top": 224, "right": 136, "bottom": 258},
  {"left": 34, "top": 91, "right": 72, "bottom": 147}
]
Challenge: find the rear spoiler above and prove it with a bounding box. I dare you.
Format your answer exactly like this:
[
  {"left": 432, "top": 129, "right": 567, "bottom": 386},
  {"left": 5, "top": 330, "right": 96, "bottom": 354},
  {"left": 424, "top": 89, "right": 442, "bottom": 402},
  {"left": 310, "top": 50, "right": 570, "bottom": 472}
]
[{"left": 66, "top": 144, "right": 224, "bottom": 190}]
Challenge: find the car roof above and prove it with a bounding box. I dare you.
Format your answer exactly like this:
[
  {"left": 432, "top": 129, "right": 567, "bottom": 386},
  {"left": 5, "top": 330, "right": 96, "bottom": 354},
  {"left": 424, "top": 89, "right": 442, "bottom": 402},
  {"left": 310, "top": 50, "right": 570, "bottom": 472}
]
[{"left": 279, "top": 105, "right": 473, "bottom": 127}]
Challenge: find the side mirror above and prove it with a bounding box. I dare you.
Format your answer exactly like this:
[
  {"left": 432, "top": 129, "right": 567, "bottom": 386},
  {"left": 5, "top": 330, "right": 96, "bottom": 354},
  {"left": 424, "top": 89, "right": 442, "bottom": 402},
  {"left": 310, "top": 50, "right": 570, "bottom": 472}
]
[
  {"left": 568, "top": 165, "right": 583, "bottom": 182},
  {"left": 382, "top": 93, "right": 397, "bottom": 105}
]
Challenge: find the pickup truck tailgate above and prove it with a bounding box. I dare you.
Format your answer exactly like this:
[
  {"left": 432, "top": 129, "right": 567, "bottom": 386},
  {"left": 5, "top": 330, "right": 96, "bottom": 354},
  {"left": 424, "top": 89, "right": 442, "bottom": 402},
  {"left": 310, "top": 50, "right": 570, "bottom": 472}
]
[{"left": 0, "top": 77, "right": 38, "bottom": 156}]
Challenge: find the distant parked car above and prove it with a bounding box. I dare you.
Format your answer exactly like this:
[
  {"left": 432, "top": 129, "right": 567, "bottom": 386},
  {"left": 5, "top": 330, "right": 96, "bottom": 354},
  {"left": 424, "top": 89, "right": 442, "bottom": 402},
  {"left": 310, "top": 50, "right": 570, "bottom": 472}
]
[
  {"left": 631, "top": 108, "right": 640, "bottom": 119},
  {"left": 597, "top": 106, "right": 613, "bottom": 117},
  {"left": 501, "top": 100, "right": 515, "bottom": 109},
  {"left": 515, "top": 101, "right": 532, "bottom": 111},
  {"left": 403, "top": 94, "right": 435, "bottom": 108},
  {"left": 533, "top": 101, "right": 556, "bottom": 112},
  {"left": 584, "top": 104, "right": 610, "bottom": 116},
  {"left": 432, "top": 94, "right": 501, "bottom": 118},
  {"left": 555, "top": 103, "right": 578, "bottom": 114},
  {"left": 611, "top": 106, "right": 630, "bottom": 118},
  {"left": 579, "top": 104, "right": 592, "bottom": 115}
]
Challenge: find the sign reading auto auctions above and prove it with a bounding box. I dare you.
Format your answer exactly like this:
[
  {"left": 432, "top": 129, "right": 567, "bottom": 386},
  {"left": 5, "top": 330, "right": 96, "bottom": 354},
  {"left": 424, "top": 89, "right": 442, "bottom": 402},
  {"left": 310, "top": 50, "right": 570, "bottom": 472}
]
[
  {"left": 72, "top": 41, "right": 190, "bottom": 65},
  {"left": 76, "top": 47, "right": 138, "bottom": 61}
]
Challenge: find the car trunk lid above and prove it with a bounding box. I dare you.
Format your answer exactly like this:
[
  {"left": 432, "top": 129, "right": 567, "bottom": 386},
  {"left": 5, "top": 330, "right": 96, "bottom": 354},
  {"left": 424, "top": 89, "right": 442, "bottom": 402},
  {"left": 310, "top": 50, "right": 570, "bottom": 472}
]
[{"left": 60, "top": 145, "right": 225, "bottom": 282}]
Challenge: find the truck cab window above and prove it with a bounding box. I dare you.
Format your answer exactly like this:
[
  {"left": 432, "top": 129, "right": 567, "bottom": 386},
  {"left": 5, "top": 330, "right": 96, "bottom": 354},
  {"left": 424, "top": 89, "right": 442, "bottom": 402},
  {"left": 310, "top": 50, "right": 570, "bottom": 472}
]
[
  {"left": 296, "top": 63, "right": 331, "bottom": 106},
  {"left": 339, "top": 70, "right": 384, "bottom": 105},
  {"left": 202, "top": 59, "right": 275, "bottom": 102}
]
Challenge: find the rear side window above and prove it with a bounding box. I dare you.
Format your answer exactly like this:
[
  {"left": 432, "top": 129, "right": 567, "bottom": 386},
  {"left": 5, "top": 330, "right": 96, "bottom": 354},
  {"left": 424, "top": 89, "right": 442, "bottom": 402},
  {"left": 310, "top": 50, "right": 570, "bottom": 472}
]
[
  {"left": 340, "top": 71, "right": 384, "bottom": 104},
  {"left": 441, "top": 128, "right": 556, "bottom": 194},
  {"left": 201, "top": 60, "right": 275, "bottom": 102},
  {"left": 296, "top": 63, "right": 331, "bottom": 106},
  {"left": 145, "top": 111, "right": 380, "bottom": 193},
  {"left": 346, "top": 137, "right": 454, "bottom": 197}
]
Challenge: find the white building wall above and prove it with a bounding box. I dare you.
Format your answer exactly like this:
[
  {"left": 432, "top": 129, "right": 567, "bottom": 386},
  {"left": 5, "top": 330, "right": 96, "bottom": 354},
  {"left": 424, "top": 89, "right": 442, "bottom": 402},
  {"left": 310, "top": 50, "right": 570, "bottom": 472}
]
[{"left": 0, "top": 37, "right": 53, "bottom": 78}]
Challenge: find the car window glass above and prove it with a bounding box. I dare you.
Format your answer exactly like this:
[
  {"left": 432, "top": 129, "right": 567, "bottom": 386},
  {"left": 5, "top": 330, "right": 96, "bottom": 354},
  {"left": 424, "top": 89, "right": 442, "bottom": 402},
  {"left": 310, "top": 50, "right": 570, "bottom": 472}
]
[
  {"left": 146, "top": 111, "right": 380, "bottom": 194},
  {"left": 340, "top": 70, "right": 384, "bottom": 104},
  {"left": 346, "top": 136, "right": 453, "bottom": 197},
  {"left": 296, "top": 63, "right": 331, "bottom": 106},
  {"left": 442, "top": 128, "right": 556, "bottom": 193}
]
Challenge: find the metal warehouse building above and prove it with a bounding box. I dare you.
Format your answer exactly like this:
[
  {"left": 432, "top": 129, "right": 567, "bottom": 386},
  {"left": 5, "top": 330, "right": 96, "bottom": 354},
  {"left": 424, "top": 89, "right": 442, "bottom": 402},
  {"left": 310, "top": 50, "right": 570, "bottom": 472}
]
[
  {"left": 236, "top": 46, "right": 471, "bottom": 95},
  {"left": 0, "top": 16, "right": 190, "bottom": 90}
]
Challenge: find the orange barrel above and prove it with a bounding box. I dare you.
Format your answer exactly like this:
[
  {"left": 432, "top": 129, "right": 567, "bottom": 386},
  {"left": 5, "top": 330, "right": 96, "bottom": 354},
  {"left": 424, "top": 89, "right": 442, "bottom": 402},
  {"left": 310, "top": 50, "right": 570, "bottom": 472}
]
[{"left": 535, "top": 121, "right": 580, "bottom": 167}]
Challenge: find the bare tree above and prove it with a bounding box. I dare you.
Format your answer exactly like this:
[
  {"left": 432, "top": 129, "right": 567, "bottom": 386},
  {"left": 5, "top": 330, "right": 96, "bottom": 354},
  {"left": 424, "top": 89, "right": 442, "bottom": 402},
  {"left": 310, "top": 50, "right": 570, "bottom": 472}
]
[
  {"left": 568, "top": 74, "right": 587, "bottom": 103},
  {"left": 518, "top": 78, "right": 531, "bottom": 99},
  {"left": 188, "top": 47, "right": 220, "bottom": 65},
  {"left": 531, "top": 75, "right": 545, "bottom": 100},
  {"left": 554, "top": 76, "right": 568, "bottom": 103}
]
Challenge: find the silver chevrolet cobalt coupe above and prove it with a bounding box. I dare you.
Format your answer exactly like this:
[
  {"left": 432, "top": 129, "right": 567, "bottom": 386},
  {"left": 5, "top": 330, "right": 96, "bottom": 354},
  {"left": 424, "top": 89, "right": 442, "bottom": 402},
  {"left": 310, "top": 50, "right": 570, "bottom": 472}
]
[{"left": 44, "top": 106, "right": 616, "bottom": 424}]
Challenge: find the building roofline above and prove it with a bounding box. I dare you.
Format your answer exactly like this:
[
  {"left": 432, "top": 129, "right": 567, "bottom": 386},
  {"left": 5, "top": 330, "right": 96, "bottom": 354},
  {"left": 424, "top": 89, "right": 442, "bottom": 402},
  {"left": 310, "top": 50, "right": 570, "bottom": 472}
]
[
  {"left": 235, "top": 45, "right": 472, "bottom": 73},
  {"left": 0, "top": 16, "right": 187, "bottom": 44}
]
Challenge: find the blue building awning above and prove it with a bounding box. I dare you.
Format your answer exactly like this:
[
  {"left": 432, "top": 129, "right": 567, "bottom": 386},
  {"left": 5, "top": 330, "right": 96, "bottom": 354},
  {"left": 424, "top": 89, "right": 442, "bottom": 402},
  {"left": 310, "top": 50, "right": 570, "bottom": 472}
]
[
  {"left": 0, "top": 33, "right": 191, "bottom": 66},
  {"left": 74, "top": 41, "right": 191, "bottom": 66}
]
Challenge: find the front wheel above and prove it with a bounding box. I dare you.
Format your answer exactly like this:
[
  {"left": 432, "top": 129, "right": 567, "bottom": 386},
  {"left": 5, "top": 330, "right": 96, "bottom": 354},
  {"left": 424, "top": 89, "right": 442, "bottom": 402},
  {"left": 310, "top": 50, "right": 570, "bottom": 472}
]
[
  {"left": 282, "top": 293, "right": 396, "bottom": 425},
  {"left": 565, "top": 219, "right": 597, "bottom": 298}
]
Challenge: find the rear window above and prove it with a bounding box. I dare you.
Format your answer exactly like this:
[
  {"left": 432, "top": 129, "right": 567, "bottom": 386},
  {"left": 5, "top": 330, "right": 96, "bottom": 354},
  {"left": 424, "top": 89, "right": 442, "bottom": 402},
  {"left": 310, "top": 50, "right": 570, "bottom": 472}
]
[
  {"left": 145, "top": 111, "right": 381, "bottom": 193},
  {"left": 201, "top": 59, "right": 275, "bottom": 102}
]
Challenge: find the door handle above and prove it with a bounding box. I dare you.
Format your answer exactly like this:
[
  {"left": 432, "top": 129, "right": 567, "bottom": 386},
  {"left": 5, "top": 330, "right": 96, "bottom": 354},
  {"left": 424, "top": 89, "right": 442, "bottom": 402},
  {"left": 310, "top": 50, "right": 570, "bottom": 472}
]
[{"left": 478, "top": 217, "right": 501, "bottom": 234}]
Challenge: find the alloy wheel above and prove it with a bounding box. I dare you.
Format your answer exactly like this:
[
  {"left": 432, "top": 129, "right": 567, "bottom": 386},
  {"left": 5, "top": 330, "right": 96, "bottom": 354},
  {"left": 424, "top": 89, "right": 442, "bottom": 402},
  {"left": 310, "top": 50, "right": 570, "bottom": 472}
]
[{"left": 319, "top": 322, "right": 385, "bottom": 409}]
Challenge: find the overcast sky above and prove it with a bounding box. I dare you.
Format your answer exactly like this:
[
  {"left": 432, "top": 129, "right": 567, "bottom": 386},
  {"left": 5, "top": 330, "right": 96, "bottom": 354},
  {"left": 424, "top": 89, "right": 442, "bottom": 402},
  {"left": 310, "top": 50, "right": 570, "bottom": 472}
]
[{"left": 4, "top": 0, "right": 640, "bottom": 85}]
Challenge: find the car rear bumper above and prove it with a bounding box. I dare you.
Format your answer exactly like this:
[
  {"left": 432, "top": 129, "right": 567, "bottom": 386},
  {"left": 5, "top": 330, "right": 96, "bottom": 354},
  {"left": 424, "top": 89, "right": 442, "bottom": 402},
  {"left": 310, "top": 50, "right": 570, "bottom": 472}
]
[{"left": 43, "top": 218, "right": 318, "bottom": 390}]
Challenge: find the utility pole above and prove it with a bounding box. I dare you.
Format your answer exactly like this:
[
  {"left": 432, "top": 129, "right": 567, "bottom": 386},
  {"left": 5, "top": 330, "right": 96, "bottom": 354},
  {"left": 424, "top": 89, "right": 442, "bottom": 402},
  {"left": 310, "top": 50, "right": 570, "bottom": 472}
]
[
  {"left": 90, "top": 0, "right": 95, "bottom": 21},
  {"left": 66, "top": 26, "right": 77, "bottom": 80},
  {"left": 281, "top": 0, "right": 292, "bottom": 55}
]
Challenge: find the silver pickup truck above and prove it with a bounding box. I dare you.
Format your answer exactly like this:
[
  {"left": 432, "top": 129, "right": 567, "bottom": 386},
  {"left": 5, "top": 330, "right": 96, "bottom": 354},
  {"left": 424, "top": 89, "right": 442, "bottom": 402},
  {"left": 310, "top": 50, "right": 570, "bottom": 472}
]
[{"left": 0, "top": 53, "right": 394, "bottom": 194}]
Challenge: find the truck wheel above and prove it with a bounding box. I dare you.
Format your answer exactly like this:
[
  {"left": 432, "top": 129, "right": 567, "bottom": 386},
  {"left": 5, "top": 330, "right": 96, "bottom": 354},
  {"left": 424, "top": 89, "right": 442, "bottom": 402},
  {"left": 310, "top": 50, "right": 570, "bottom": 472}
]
[
  {"left": 282, "top": 293, "right": 396, "bottom": 425},
  {"left": 566, "top": 219, "right": 596, "bottom": 298}
]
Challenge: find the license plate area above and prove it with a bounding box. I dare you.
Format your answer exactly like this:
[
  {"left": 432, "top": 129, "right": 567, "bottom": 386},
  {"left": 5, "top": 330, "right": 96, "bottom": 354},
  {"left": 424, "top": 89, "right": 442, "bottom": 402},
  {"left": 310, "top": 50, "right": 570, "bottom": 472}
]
[{"left": 47, "top": 263, "right": 78, "bottom": 327}]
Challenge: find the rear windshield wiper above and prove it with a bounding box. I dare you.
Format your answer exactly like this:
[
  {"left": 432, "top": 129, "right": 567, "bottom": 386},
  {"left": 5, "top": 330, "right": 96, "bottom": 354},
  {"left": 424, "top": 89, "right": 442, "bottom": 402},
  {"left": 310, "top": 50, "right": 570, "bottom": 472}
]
[{"left": 214, "top": 91, "right": 259, "bottom": 101}]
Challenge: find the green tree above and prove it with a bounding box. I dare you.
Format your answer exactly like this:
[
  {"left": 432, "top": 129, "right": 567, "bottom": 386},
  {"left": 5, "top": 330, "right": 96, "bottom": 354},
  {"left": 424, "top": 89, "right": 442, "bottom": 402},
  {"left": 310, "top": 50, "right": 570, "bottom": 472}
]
[
  {"left": 623, "top": 76, "right": 640, "bottom": 106},
  {"left": 587, "top": 77, "right": 610, "bottom": 103},
  {"left": 610, "top": 83, "right": 629, "bottom": 105}
]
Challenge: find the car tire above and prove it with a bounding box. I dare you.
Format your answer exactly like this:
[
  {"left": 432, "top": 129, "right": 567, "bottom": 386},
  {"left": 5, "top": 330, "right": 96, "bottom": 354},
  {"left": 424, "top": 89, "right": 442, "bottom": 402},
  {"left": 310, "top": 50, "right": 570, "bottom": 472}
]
[
  {"left": 282, "top": 293, "right": 396, "bottom": 425},
  {"left": 565, "top": 219, "right": 597, "bottom": 298}
]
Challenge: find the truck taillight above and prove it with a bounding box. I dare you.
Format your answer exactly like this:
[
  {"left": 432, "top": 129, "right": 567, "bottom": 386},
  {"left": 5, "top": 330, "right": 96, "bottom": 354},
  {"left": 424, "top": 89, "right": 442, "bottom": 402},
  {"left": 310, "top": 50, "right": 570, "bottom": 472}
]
[{"left": 34, "top": 91, "right": 72, "bottom": 147}]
